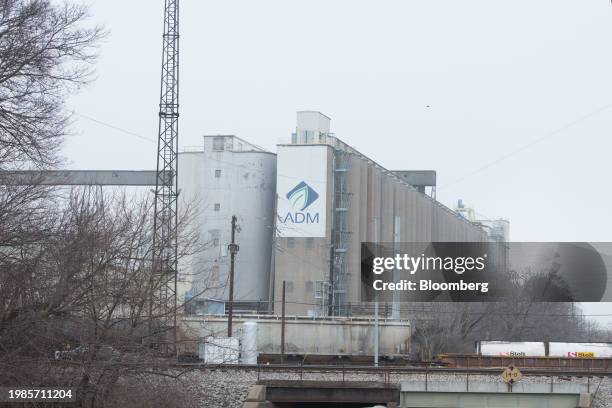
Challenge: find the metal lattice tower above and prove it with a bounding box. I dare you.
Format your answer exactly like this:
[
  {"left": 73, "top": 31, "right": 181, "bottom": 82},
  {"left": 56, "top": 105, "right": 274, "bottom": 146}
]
[{"left": 152, "top": 0, "right": 179, "bottom": 351}]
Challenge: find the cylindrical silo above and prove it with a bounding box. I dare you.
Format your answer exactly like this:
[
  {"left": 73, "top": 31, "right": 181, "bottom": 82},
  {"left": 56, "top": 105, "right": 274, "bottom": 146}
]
[{"left": 241, "top": 321, "right": 258, "bottom": 365}]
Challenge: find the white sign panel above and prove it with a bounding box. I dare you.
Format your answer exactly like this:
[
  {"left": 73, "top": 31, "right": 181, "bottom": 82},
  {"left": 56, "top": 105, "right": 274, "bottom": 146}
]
[{"left": 276, "top": 145, "right": 328, "bottom": 237}]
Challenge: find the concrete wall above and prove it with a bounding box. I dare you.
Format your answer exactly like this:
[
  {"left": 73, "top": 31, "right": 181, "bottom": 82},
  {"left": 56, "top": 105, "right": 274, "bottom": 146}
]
[
  {"left": 400, "top": 382, "right": 590, "bottom": 408},
  {"left": 400, "top": 392, "right": 585, "bottom": 408},
  {"left": 182, "top": 315, "right": 411, "bottom": 356},
  {"left": 178, "top": 136, "right": 276, "bottom": 304}
]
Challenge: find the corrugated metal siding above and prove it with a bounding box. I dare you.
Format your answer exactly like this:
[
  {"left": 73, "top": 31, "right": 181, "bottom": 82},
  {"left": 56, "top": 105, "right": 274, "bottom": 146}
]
[
  {"left": 273, "top": 142, "right": 489, "bottom": 315},
  {"left": 344, "top": 153, "right": 488, "bottom": 305}
]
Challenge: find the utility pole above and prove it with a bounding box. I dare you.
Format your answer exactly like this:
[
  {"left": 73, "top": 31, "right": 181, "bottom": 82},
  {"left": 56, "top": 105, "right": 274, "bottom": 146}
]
[
  {"left": 227, "top": 215, "right": 239, "bottom": 337},
  {"left": 281, "top": 280, "right": 286, "bottom": 363},
  {"left": 268, "top": 194, "right": 278, "bottom": 313},
  {"left": 328, "top": 230, "right": 335, "bottom": 317},
  {"left": 374, "top": 294, "right": 379, "bottom": 367}
]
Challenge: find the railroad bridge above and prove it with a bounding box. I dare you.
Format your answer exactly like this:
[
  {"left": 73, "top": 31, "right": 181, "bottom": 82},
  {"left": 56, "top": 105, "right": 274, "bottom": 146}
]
[{"left": 243, "top": 379, "right": 594, "bottom": 408}]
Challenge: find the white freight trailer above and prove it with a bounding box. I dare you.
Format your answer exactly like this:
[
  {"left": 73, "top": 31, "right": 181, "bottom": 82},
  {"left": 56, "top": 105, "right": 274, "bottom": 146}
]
[
  {"left": 477, "top": 341, "right": 546, "bottom": 357},
  {"left": 548, "top": 342, "right": 612, "bottom": 358},
  {"left": 476, "top": 341, "right": 612, "bottom": 358}
]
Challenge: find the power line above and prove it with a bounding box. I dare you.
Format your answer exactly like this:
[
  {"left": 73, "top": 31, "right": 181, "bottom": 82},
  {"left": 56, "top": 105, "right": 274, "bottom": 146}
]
[
  {"left": 76, "top": 102, "right": 612, "bottom": 192},
  {"left": 72, "top": 111, "right": 327, "bottom": 183},
  {"left": 439, "top": 103, "right": 612, "bottom": 190},
  {"left": 72, "top": 111, "right": 156, "bottom": 142}
]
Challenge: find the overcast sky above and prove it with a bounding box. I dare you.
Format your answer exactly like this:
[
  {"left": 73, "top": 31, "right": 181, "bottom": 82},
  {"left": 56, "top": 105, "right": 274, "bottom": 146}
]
[{"left": 64, "top": 1, "right": 612, "bottom": 320}]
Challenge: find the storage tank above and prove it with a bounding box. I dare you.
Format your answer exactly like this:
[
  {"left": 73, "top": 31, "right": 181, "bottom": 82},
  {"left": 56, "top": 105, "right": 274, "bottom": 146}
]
[
  {"left": 241, "top": 321, "right": 258, "bottom": 364},
  {"left": 178, "top": 136, "right": 277, "bottom": 306}
]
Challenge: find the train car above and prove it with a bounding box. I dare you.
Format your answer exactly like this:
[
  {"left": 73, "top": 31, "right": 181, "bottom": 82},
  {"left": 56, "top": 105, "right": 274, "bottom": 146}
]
[
  {"left": 477, "top": 341, "right": 546, "bottom": 357},
  {"left": 548, "top": 342, "right": 612, "bottom": 358},
  {"left": 437, "top": 341, "right": 612, "bottom": 370},
  {"left": 437, "top": 353, "right": 612, "bottom": 370}
]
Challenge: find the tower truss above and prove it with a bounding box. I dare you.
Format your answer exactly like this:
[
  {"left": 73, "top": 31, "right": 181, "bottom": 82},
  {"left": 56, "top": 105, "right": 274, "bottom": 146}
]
[{"left": 152, "top": 0, "right": 179, "bottom": 352}]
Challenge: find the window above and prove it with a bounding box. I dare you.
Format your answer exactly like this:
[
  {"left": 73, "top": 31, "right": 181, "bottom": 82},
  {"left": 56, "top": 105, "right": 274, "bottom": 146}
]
[
  {"left": 315, "top": 281, "right": 327, "bottom": 299},
  {"left": 305, "top": 281, "right": 314, "bottom": 293},
  {"left": 304, "top": 130, "right": 314, "bottom": 144},
  {"left": 286, "top": 237, "right": 295, "bottom": 248},
  {"left": 291, "top": 132, "right": 297, "bottom": 144},
  {"left": 211, "top": 264, "right": 220, "bottom": 283},
  {"left": 214, "top": 203, "right": 220, "bottom": 212},
  {"left": 215, "top": 169, "right": 221, "bottom": 178},
  {"left": 306, "top": 238, "right": 314, "bottom": 249},
  {"left": 212, "top": 136, "right": 225, "bottom": 151},
  {"left": 209, "top": 229, "right": 220, "bottom": 247}
]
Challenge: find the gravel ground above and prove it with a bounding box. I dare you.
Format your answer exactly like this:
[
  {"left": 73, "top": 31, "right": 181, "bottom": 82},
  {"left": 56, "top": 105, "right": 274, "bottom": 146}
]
[{"left": 184, "top": 368, "right": 612, "bottom": 408}]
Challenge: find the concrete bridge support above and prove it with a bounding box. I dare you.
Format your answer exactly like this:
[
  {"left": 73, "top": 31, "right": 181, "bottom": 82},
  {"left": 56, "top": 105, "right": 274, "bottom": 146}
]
[
  {"left": 243, "top": 381, "right": 399, "bottom": 408},
  {"left": 243, "top": 379, "right": 593, "bottom": 408}
]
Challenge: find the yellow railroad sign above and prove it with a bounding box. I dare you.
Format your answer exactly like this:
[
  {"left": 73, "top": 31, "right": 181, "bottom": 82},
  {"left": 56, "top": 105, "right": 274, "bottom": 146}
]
[{"left": 502, "top": 365, "right": 522, "bottom": 384}]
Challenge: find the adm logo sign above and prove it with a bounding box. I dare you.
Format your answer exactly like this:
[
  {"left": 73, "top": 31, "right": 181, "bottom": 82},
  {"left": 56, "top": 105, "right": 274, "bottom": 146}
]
[
  {"left": 276, "top": 144, "right": 328, "bottom": 237},
  {"left": 281, "top": 181, "right": 320, "bottom": 224}
]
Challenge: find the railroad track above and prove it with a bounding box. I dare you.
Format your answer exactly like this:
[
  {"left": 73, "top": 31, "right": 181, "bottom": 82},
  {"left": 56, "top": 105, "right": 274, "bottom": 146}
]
[{"left": 173, "top": 363, "right": 612, "bottom": 377}]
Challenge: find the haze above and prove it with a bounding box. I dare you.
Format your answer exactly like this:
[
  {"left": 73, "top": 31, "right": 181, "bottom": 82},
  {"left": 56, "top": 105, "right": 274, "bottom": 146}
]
[{"left": 64, "top": 1, "right": 612, "bottom": 320}]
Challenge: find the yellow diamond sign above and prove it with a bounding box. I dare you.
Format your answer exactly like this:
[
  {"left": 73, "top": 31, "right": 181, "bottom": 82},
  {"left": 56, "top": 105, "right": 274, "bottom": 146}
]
[{"left": 502, "top": 365, "right": 522, "bottom": 384}]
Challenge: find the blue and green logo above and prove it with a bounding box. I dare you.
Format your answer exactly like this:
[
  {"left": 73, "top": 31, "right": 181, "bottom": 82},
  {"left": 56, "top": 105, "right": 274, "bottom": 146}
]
[{"left": 286, "top": 181, "right": 319, "bottom": 211}]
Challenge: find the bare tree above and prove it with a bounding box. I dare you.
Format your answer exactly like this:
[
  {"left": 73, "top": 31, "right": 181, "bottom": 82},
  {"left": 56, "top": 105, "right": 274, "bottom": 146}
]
[
  {"left": 0, "top": 188, "right": 204, "bottom": 407},
  {"left": 409, "top": 262, "right": 612, "bottom": 358},
  {"left": 410, "top": 299, "right": 612, "bottom": 359},
  {"left": 0, "top": 0, "right": 105, "bottom": 374},
  {"left": 0, "top": 0, "right": 104, "bottom": 169},
  {"left": 0, "top": 2, "right": 213, "bottom": 406}
]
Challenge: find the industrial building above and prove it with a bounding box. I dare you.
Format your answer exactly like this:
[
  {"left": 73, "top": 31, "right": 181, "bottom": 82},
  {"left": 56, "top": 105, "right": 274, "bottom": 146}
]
[
  {"left": 178, "top": 135, "right": 276, "bottom": 313},
  {"left": 178, "top": 112, "right": 504, "bottom": 318},
  {"left": 274, "top": 111, "right": 492, "bottom": 317},
  {"left": 174, "top": 112, "right": 509, "bottom": 363}
]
